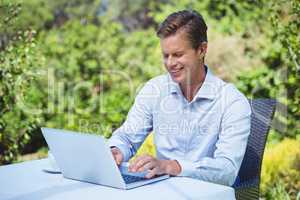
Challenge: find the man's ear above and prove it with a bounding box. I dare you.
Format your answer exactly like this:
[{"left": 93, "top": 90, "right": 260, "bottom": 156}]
[{"left": 197, "top": 42, "right": 208, "bottom": 58}]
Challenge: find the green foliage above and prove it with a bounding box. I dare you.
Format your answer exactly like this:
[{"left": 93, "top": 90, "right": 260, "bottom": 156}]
[
  {"left": 150, "top": 0, "right": 266, "bottom": 35},
  {"left": 237, "top": 0, "right": 300, "bottom": 138},
  {"left": 0, "top": 1, "right": 44, "bottom": 163},
  {"left": 268, "top": 180, "right": 291, "bottom": 200},
  {"left": 131, "top": 133, "right": 156, "bottom": 161},
  {"left": 0, "top": 0, "right": 164, "bottom": 164},
  {"left": 261, "top": 139, "right": 300, "bottom": 199},
  {"left": 9, "top": 0, "right": 102, "bottom": 31},
  {"left": 36, "top": 18, "right": 127, "bottom": 134},
  {"left": 33, "top": 17, "right": 163, "bottom": 138}
]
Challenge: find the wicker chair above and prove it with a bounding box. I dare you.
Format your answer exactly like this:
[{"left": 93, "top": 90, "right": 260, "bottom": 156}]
[{"left": 233, "top": 99, "right": 276, "bottom": 200}]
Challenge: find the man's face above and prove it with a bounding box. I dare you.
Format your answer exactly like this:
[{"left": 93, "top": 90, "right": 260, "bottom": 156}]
[{"left": 160, "top": 31, "right": 205, "bottom": 85}]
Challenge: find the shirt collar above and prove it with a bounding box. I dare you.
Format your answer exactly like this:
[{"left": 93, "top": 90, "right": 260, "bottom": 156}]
[{"left": 167, "top": 65, "right": 217, "bottom": 100}]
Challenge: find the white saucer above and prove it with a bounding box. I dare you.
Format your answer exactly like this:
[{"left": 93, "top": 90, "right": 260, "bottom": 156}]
[{"left": 42, "top": 167, "right": 61, "bottom": 174}]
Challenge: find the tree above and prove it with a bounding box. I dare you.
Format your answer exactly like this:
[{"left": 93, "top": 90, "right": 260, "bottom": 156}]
[{"left": 0, "top": 1, "right": 44, "bottom": 163}]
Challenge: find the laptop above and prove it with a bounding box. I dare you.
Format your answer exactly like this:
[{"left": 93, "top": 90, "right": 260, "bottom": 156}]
[{"left": 41, "top": 127, "right": 169, "bottom": 189}]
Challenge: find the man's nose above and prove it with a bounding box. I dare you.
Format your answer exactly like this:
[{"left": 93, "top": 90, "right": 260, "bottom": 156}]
[{"left": 166, "top": 56, "right": 176, "bottom": 67}]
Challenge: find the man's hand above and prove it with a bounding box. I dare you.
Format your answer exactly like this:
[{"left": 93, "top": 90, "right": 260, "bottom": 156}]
[
  {"left": 111, "top": 147, "right": 123, "bottom": 166},
  {"left": 128, "top": 154, "right": 181, "bottom": 178}
]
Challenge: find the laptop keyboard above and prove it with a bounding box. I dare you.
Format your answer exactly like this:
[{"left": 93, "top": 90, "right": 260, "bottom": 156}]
[{"left": 121, "top": 174, "right": 148, "bottom": 184}]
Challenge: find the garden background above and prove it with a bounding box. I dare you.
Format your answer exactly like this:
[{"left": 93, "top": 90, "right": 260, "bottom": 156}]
[{"left": 0, "top": 0, "right": 299, "bottom": 199}]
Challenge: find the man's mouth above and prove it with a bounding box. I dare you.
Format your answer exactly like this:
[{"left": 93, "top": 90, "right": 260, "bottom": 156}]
[{"left": 170, "top": 66, "right": 184, "bottom": 74}]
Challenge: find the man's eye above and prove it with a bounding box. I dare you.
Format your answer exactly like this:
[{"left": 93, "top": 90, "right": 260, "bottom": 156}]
[{"left": 174, "top": 53, "right": 182, "bottom": 57}]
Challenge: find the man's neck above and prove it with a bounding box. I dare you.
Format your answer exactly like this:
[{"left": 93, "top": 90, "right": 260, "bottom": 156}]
[{"left": 180, "top": 64, "right": 206, "bottom": 102}]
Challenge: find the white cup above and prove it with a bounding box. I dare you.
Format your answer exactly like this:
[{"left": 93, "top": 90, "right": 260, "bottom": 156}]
[{"left": 48, "top": 151, "right": 60, "bottom": 172}]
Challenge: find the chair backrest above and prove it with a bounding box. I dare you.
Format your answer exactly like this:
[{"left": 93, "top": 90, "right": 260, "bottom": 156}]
[{"left": 237, "top": 98, "right": 276, "bottom": 185}]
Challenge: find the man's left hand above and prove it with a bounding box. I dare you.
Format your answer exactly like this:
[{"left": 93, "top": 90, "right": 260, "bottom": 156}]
[{"left": 128, "top": 154, "right": 181, "bottom": 178}]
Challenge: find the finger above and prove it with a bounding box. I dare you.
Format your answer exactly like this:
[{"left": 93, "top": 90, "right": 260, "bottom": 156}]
[
  {"left": 128, "top": 156, "right": 143, "bottom": 171},
  {"left": 112, "top": 154, "right": 119, "bottom": 164},
  {"left": 133, "top": 156, "right": 153, "bottom": 172},
  {"left": 111, "top": 147, "right": 120, "bottom": 154},
  {"left": 139, "top": 161, "right": 156, "bottom": 172},
  {"left": 129, "top": 155, "right": 150, "bottom": 171},
  {"left": 111, "top": 148, "right": 123, "bottom": 165},
  {"left": 111, "top": 148, "right": 119, "bottom": 158},
  {"left": 145, "top": 169, "right": 156, "bottom": 179},
  {"left": 135, "top": 155, "right": 152, "bottom": 168},
  {"left": 115, "top": 154, "right": 123, "bottom": 165}
]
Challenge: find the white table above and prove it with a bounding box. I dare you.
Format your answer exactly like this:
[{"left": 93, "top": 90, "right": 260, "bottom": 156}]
[{"left": 0, "top": 159, "right": 236, "bottom": 200}]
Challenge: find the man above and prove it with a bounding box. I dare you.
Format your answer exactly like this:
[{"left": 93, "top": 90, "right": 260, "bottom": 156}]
[{"left": 108, "top": 10, "right": 251, "bottom": 186}]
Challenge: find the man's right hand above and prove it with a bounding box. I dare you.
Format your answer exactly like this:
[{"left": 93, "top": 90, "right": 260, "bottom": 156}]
[{"left": 111, "top": 147, "right": 123, "bottom": 166}]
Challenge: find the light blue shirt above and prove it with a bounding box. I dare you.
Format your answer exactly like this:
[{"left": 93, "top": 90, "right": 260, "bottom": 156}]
[{"left": 108, "top": 66, "right": 251, "bottom": 186}]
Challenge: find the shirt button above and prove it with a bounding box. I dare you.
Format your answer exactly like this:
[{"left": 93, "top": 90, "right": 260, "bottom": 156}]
[{"left": 183, "top": 105, "right": 189, "bottom": 113}]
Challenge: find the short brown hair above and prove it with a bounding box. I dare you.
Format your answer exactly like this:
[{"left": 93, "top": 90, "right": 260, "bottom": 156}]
[{"left": 156, "top": 10, "right": 207, "bottom": 49}]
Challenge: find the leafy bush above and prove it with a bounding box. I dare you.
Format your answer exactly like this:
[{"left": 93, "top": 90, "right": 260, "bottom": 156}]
[
  {"left": 34, "top": 18, "right": 163, "bottom": 137},
  {"left": 237, "top": 0, "right": 300, "bottom": 138},
  {"left": 131, "top": 133, "right": 156, "bottom": 161},
  {"left": 0, "top": 1, "right": 44, "bottom": 164},
  {"left": 0, "top": 0, "right": 166, "bottom": 164},
  {"left": 261, "top": 139, "right": 300, "bottom": 199}
]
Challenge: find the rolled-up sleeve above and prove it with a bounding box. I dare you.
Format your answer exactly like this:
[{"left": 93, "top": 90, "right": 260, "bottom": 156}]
[{"left": 177, "top": 94, "right": 251, "bottom": 186}]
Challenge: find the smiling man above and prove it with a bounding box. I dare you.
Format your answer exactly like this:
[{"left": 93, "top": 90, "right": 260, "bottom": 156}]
[{"left": 108, "top": 10, "right": 251, "bottom": 186}]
